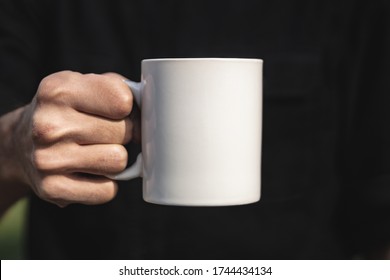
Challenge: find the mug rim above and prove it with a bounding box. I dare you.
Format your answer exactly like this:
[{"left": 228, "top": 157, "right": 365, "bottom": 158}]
[{"left": 142, "top": 57, "right": 263, "bottom": 63}]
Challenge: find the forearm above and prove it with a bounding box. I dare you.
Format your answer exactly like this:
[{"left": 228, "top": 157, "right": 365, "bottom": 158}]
[{"left": 0, "top": 106, "right": 31, "bottom": 217}]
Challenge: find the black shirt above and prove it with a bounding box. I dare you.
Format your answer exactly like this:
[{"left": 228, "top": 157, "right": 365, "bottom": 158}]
[{"left": 1, "top": 0, "right": 390, "bottom": 259}]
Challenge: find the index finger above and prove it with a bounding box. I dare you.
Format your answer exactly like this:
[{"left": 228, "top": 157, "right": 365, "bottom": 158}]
[{"left": 38, "top": 71, "right": 134, "bottom": 119}]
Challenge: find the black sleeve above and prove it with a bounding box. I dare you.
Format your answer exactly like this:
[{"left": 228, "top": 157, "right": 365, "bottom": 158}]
[
  {"left": 0, "top": 0, "right": 43, "bottom": 115},
  {"left": 338, "top": 0, "right": 390, "bottom": 255}
]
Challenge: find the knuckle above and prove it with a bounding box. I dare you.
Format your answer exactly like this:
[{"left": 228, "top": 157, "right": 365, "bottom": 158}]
[
  {"left": 38, "top": 176, "right": 74, "bottom": 206},
  {"left": 105, "top": 76, "right": 133, "bottom": 118},
  {"left": 37, "top": 74, "right": 62, "bottom": 102},
  {"left": 99, "top": 184, "right": 118, "bottom": 203},
  {"left": 36, "top": 71, "right": 75, "bottom": 102},
  {"left": 32, "top": 148, "right": 52, "bottom": 171},
  {"left": 115, "top": 91, "right": 133, "bottom": 117},
  {"left": 31, "top": 113, "right": 60, "bottom": 144},
  {"left": 110, "top": 145, "right": 128, "bottom": 171},
  {"left": 38, "top": 177, "right": 60, "bottom": 202}
]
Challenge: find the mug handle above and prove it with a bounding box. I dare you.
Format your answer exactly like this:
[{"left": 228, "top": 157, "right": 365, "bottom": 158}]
[{"left": 106, "top": 80, "right": 143, "bottom": 181}]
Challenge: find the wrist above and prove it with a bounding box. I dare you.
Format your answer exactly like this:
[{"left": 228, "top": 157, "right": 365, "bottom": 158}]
[
  {"left": 0, "top": 107, "right": 26, "bottom": 181},
  {"left": 0, "top": 106, "right": 31, "bottom": 215}
]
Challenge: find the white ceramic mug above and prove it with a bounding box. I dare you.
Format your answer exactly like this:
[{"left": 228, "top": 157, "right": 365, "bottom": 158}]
[{"left": 110, "top": 58, "right": 263, "bottom": 206}]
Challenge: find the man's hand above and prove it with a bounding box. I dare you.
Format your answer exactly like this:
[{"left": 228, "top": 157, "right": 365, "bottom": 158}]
[{"left": 11, "top": 71, "right": 138, "bottom": 208}]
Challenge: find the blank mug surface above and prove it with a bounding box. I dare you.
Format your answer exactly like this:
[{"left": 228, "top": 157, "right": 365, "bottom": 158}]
[{"left": 140, "top": 58, "right": 262, "bottom": 206}]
